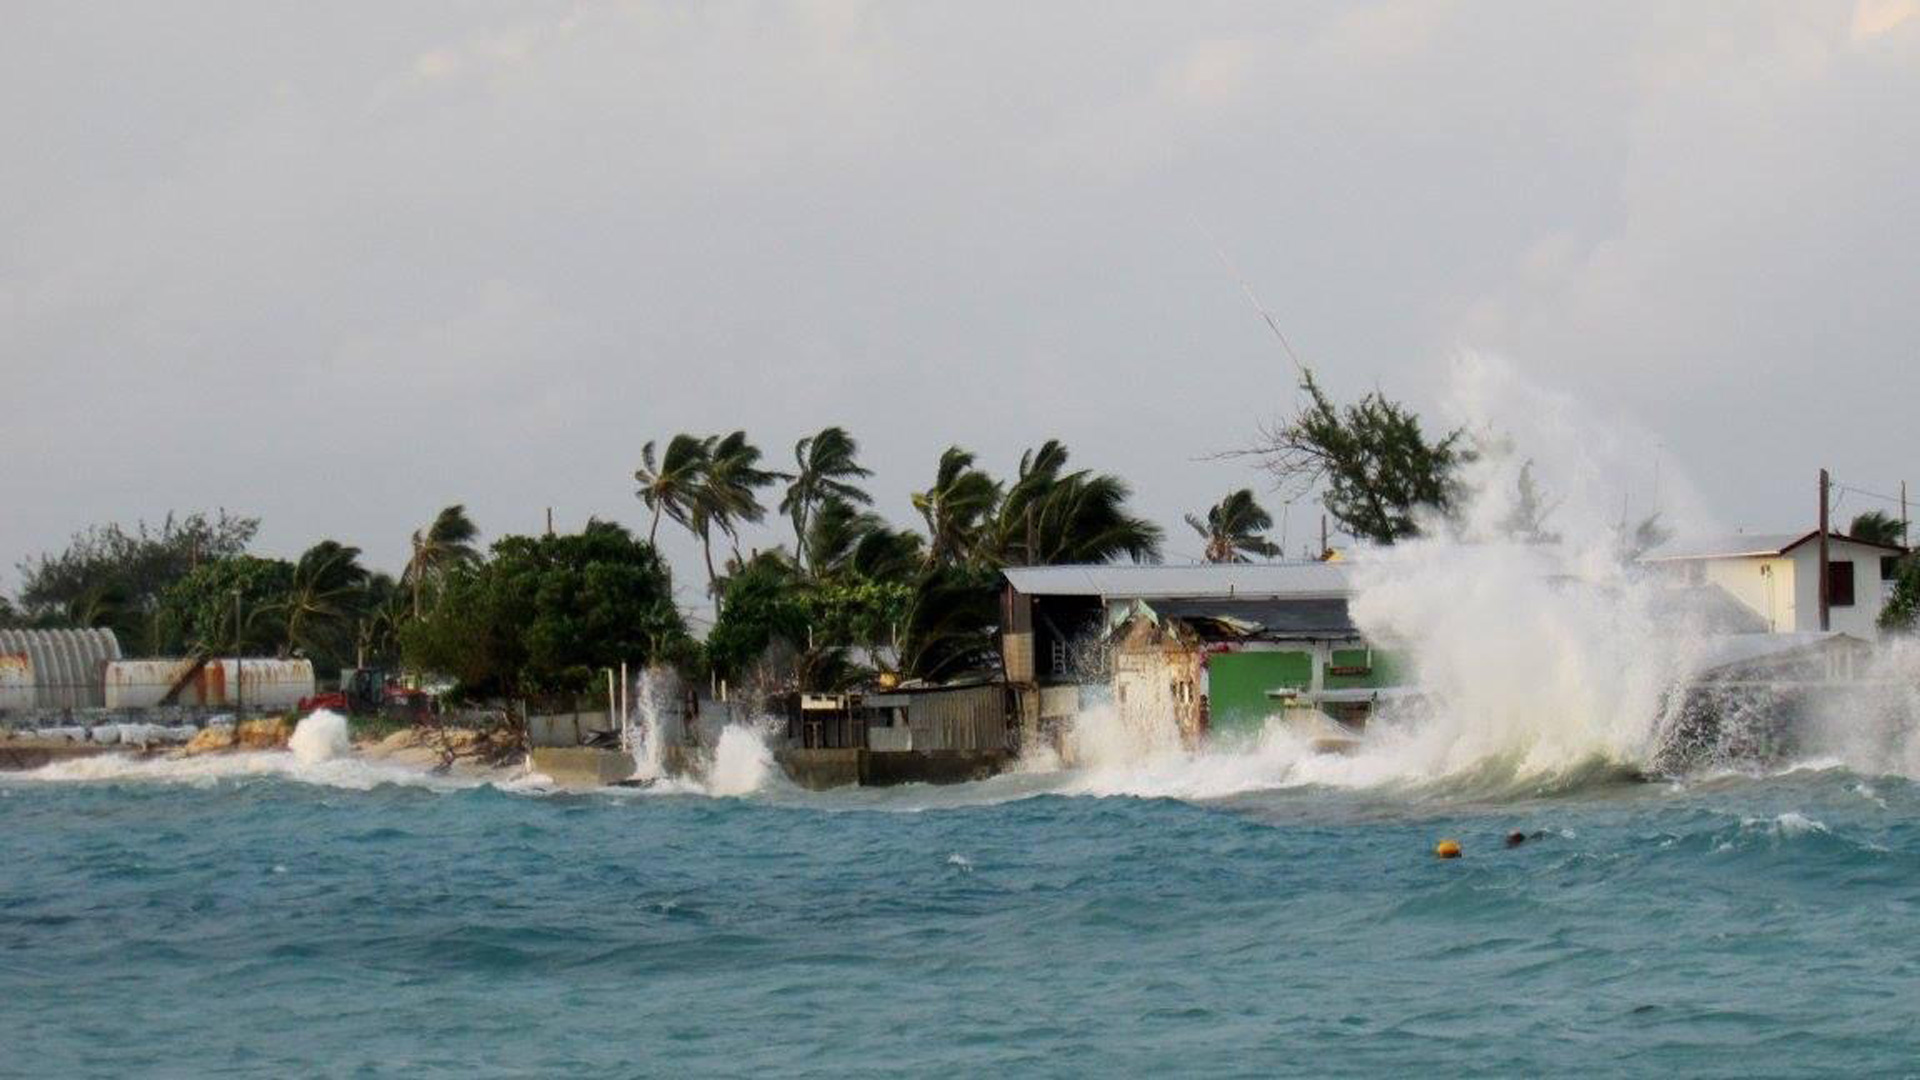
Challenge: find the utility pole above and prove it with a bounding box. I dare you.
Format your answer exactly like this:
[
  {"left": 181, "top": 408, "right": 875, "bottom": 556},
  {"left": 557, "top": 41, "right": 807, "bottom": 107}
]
[
  {"left": 1818, "top": 468, "right": 1831, "bottom": 632},
  {"left": 233, "top": 588, "right": 245, "bottom": 718},
  {"left": 545, "top": 507, "right": 554, "bottom": 537},
  {"left": 1319, "top": 514, "right": 1329, "bottom": 560},
  {"left": 1904, "top": 480, "right": 1910, "bottom": 550}
]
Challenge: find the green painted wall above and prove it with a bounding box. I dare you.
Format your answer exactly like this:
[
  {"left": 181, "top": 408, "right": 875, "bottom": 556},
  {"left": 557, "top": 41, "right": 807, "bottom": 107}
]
[
  {"left": 1322, "top": 647, "right": 1409, "bottom": 691},
  {"left": 1207, "top": 651, "right": 1312, "bottom": 733}
]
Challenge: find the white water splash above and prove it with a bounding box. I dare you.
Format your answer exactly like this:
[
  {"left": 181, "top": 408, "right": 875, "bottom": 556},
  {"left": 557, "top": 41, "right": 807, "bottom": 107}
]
[
  {"left": 288, "top": 710, "right": 351, "bottom": 765},
  {"left": 702, "top": 722, "right": 775, "bottom": 796}
]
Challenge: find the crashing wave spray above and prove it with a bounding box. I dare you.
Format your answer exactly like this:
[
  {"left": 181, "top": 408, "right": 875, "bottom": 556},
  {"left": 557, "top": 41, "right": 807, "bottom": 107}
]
[
  {"left": 1042, "top": 354, "right": 1732, "bottom": 796},
  {"left": 288, "top": 709, "right": 352, "bottom": 765},
  {"left": 1337, "top": 354, "right": 1725, "bottom": 787},
  {"left": 623, "top": 666, "right": 675, "bottom": 781}
]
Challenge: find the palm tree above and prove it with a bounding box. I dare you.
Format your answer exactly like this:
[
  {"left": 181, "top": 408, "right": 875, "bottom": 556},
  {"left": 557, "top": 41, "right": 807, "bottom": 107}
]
[
  {"left": 403, "top": 505, "right": 482, "bottom": 618},
  {"left": 1849, "top": 510, "right": 1907, "bottom": 548},
  {"left": 354, "top": 572, "right": 408, "bottom": 668},
  {"left": 280, "top": 540, "right": 370, "bottom": 660},
  {"left": 1186, "top": 489, "right": 1281, "bottom": 563},
  {"left": 986, "top": 440, "right": 1162, "bottom": 566},
  {"left": 780, "top": 426, "right": 873, "bottom": 568},
  {"left": 691, "top": 431, "right": 787, "bottom": 597},
  {"left": 634, "top": 435, "right": 711, "bottom": 546},
  {"left": 805, "top": 495, "right": 925, "bottom": 582},
  {"left": 912, "top": 447, "right": 1001, "bottom": 567}
]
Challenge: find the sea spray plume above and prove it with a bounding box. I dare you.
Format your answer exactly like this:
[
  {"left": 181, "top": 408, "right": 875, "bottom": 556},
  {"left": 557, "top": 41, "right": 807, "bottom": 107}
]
[
  {"left": 1345, "top": 354, "right": 1724, "bottom": 788},
  {"left": 1798, "top": 636, "right": 1920, "bottom": 778},
  {"left": 288, "top": 709, "right": 352, "bottom": 765}
]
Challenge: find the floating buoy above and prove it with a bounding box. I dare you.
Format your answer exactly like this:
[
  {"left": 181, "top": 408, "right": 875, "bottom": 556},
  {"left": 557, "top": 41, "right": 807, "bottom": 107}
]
[{"left": 1435, "top": 839, "right": 1462, "bottom": 859}]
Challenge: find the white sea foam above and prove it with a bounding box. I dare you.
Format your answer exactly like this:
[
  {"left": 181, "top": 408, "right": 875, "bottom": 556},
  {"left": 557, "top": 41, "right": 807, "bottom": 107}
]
[
  {"left": 18, "top": 747, "right": 485, "bottom": 791},
  {"left": 288, "top": 710, "right": 351, "bottom": 764}
]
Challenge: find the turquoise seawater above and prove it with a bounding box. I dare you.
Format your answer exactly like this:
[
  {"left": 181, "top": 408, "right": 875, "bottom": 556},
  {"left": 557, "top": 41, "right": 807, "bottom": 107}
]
[{"left": 3, "top": 756, "right": 1918, "bottom": 1078}]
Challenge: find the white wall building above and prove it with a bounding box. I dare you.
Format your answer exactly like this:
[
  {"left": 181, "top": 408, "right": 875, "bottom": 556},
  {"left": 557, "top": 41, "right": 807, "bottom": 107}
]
[{"left": 1643, "top": 531, "right": 1907, "bottom": 636}]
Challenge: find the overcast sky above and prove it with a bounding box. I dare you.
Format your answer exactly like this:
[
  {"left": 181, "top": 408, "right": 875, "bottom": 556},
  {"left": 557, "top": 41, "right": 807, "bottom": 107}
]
[{"left": 5, "top": 1, "right": 1917, "bottom": 615}]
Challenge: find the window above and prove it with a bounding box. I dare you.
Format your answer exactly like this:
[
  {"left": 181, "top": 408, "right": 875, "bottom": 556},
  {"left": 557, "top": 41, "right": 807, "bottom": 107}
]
[
  {"left": 1828, "top": 560, "right": 1855, "bottom": 607},
  {"left": 1886, "top": 556, "right": 1903, "bottom": 582}
]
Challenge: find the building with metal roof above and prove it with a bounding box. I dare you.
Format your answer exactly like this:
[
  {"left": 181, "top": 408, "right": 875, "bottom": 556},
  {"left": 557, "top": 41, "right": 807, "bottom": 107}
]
[
  {"left": 1001, "top": 561, "right": 1350, "bottom": 601},
  {"left": 0, "top": 628, "right": 123, "bottom": 712},
  {"left": 1643, "top": 530, "right": 1906, "bottom": 636}
]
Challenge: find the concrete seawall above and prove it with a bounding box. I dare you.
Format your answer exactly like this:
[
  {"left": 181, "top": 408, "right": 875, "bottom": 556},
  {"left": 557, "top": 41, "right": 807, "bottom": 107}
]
[{"left": 778, "top": 748, "right": 1012, "bottom": 790}]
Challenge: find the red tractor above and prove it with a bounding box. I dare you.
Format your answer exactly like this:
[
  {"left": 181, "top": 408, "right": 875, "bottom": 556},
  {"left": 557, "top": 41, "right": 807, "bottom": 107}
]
[{"left": 300, "top": 668, "right": 434, "bottom": 720}]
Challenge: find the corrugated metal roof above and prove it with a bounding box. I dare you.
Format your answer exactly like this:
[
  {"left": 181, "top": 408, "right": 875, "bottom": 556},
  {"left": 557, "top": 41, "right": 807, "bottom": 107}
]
[
  {"left": 1646, "top": 530, "right": 1905, "bottom": 561},
  {"left": 1142, "top": 597, "right": 1356, "bottom": 637},
  {"left": 1002, "top": 561, "right": 1350, "bottom": 599},
  {"left": 1643, "top": 533, "right": 1806, "bottom": 560}
]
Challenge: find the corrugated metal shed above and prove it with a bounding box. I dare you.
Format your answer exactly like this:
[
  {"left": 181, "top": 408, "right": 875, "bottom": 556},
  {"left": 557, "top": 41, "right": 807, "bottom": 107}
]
[
  {"left": 1002, "top": 562, "right": 1351, "bottom": 600},
  {"left": 103, "top": 659, "right": 315, "bottom": 710},
  {"left": 0, "top": 628, "right": 123, "bottom": 710},
  {"left": 906, "top": 684, "right": 1009, "bottom": 752}
]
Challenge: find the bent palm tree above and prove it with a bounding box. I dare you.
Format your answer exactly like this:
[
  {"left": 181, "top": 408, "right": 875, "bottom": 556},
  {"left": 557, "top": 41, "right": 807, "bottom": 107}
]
[
  {"left": 1186, "top": 489, "right": 1281, "bottom": 563},
  {"left": 281, "top": 540, "right": 370, "bottom": 659},
  {"left": 1850, "top": 510, "right": 1907, "bottom": 548},
  {"left": 780, "top": 426, "right": 873, "bottom": 569},
  {"left": 692, "top": 431, "right": 787, "bottom": 597},
  {"left": 913, "top": 447, "right": 1001, "bottom": 568},
  {"left": 986, "top": 440, "right": 1161, "bottom": 566},
  {"left": 403, "top": 505, "right": 482, "bottom": 618},
  {"left": 635, "top": 435, "right": 711, "bottom": 547}
]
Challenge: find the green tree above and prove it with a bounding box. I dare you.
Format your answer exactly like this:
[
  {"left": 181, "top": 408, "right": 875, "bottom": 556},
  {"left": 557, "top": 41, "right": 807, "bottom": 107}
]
[
  {"left": 401, "top": 521, "right": 687, "bottom": 700},
  {"left": 1186, "top": 489, "right": 1281, "bottom": 563},
  {"left": 913, "top": 446, "right": 1001, "bottom": 568},
  {"left": 898, "top": 564, "right": 1002, "bottom": 682},
  {"left": 1882, "top": 556, "right": 1920, "bottom": 633},
  {"left": 691, "top": 430, "right": 786, "bottom": 596},
  {"left": 1247, "top": 370, "right": 1466, "bottom": 544},
  {"left": 156, "top": 555, "right": 296, "bottom": 656},
  {"left": 355, "top": 572, "right": 408, "bottom": 668},
  {"left": 16, "top": 511, "right": 259, "bottom": 653},
  {"left": 781, "top": 426, "right": 873, "bottom": 570},
  {"left": 278, "top": 540, "right": 371, "bottom": 670},
  {"left": 1849, "top": 510, "right": 1907, "bottom": 548},
  {"left": 805, "top": 496, "right": 925, "bottom": 583},
  {"left": 403, "top": 505, "right": 482, "bottom": 618},
  {"left": 634, "top": 434, "right": 711, "bottom": 546},
  {"left": 986, "top": 440, "right": 1162, "bottom": 566}
]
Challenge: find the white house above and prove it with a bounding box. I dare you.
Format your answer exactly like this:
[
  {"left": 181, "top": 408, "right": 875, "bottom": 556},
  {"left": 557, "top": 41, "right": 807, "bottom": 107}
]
[{"left": 1642, "top": 530, "right": 1907, "bottom": 636}]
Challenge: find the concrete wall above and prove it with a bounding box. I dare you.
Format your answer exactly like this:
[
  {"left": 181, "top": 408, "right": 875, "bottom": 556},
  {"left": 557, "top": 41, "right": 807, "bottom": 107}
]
[
  {"left": 1788, "top": 540, "right": 1890, "bottom": 635},
  {"left": 776, "top": 747, "right": 1010, "bottom": 789},
  {"left": 1702, "top": 556, "right": 1795, "bottom": 632}
]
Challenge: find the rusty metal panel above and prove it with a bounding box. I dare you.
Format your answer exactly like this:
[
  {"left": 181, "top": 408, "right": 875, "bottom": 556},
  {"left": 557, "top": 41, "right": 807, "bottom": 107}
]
[
  {"left": 0, "top": 628, "right": 121, "bottom": 709},
  {"left": 0, "top": 653, "right": 32, "bottom": 712},
  {"left": 104, "top": 658, "right": 314, "bottom": 710}
]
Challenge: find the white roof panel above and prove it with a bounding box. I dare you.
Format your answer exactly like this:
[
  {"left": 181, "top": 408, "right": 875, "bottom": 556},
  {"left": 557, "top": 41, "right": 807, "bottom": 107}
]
[{"left": 1002, "top": 561, "right": 1351, "bottom": 599}]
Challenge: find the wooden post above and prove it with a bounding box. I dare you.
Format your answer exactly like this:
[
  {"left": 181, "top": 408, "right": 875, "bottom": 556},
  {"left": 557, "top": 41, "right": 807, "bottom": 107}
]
[{"left": 1818, "top": 468, "right": 1831, "bottom": 632}]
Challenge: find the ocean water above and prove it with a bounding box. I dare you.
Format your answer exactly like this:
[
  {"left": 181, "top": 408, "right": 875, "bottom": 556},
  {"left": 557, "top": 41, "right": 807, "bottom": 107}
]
[{"left": 4, "top": 737, "right": 1919, "bottom": 1079}]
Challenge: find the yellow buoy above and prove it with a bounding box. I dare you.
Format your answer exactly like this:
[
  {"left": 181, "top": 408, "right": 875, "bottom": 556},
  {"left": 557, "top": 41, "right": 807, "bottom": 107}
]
[{"left": 1435, "top": 839, "right": 1462, "bottom": 859}]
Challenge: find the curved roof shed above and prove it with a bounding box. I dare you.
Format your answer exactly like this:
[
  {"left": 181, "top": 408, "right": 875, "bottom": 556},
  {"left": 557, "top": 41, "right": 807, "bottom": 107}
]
[{"left": 0, "top": 628, "right": 124, "bottom": 710}]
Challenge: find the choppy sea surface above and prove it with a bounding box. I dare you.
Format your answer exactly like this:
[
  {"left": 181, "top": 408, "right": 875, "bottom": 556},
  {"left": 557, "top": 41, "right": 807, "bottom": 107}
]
[{"left": 3, "top": 746, "right": 1918, "bottom": 1079}]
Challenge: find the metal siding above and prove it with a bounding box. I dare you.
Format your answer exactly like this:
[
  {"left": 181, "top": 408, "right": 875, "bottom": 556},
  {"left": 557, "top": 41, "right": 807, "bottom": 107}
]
[
  {"left": 0, "top": 653, "right": 33, "bottom": 711},
  {"left": 1003, "top": 562, "right": 1350, "bottom": 600},
  {"left": 104, "top": 658, "right": 314, "bottom": 710},
  {"left": 0, "top": 628, "right": 121, "bottom": 709},
  {"left": 905, "top": 686, "right": 1007, "bottom": 752}
]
